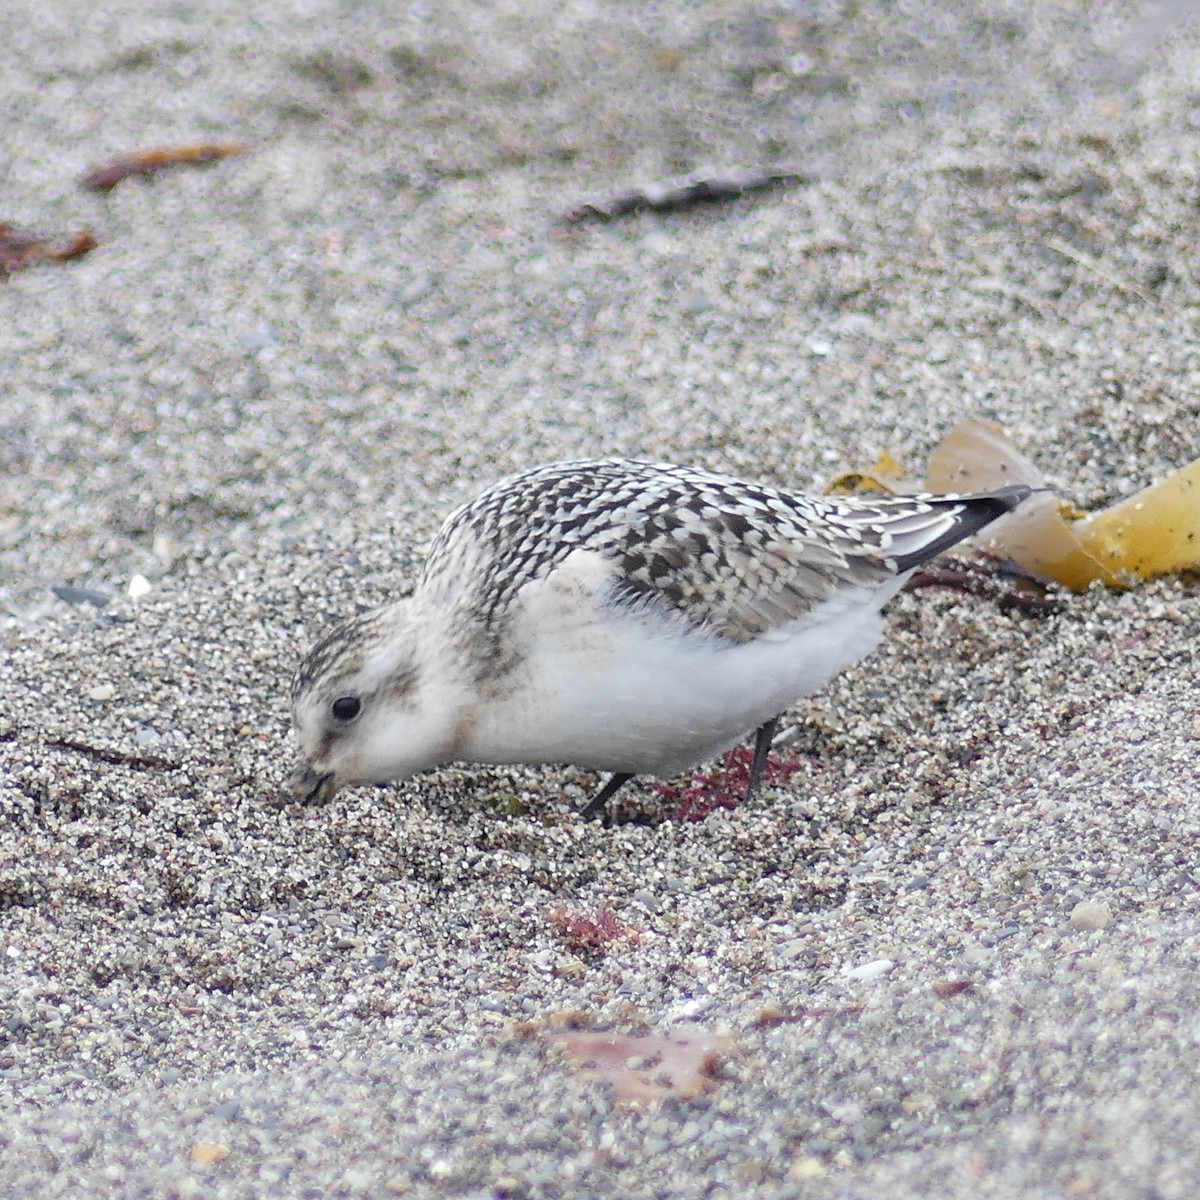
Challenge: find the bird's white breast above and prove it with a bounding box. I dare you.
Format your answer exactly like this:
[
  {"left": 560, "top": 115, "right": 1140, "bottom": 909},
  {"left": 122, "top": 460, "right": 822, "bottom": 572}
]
[{"left": 455, "top": 548, "right": 895, "bottom": 776}]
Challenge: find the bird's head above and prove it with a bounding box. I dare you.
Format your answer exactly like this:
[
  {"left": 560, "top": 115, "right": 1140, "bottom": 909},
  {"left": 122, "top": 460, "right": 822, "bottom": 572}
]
[{"left": 287, "top": 600, "right": 465, "bottom": 804}]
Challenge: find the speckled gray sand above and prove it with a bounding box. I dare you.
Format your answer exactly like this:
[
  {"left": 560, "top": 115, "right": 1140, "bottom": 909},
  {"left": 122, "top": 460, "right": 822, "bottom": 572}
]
[{"left": 3, "top": 1, "right": 1200, "bottom": 1197}]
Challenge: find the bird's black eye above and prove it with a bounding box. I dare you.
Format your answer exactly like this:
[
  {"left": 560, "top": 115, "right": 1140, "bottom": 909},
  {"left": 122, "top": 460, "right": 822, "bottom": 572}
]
[{"left": 331, "top": 696, "right": 362, "bottom": 722}]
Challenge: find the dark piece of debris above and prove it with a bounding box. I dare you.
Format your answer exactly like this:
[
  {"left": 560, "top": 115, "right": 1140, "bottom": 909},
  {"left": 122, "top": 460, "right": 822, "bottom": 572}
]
[
  {"left": 50, "top": 585, "right": 113, "bottom": 609},
  {"left": 0, "top": 223, "right": 97, "bottom": 276},
  {"left": 83, "top": 142, "right": 246, "bottom": 192},
  {"left": 566, "top": 167, "right": 810, "bottom": 223}
]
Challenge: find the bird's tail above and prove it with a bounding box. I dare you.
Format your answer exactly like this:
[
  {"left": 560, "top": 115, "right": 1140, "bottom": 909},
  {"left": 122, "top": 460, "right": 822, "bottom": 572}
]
[{"left": 884, "top": 484, "right": 1034, "bottom": 572}]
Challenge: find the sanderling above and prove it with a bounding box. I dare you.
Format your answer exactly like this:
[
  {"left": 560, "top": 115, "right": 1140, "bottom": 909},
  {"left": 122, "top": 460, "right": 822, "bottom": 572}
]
[{"left": 288, "top": 458, "right": 1031, "bottom": 817}]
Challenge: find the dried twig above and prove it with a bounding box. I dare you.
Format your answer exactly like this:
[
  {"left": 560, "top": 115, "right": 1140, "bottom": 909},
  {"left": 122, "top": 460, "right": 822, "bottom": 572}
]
[
  {"left": 1037, "top": 236, "right": 1152, "bottom": 305},
  {"left": 43, "top": 736, "right": 181, "bottom": 772},
  {"left": 566, "top": 167, "right": 810, "bottom": 223}
]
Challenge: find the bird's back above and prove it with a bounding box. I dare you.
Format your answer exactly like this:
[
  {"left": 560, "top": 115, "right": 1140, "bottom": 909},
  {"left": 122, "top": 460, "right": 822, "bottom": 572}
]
[{"left": 420, "top": 458, "right": 1030, "bottom": 644}]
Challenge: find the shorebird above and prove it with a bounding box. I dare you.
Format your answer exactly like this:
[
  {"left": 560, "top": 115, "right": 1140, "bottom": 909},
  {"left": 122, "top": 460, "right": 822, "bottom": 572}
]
[{"left": 289, "top": 458, "right": 1030, "bottom": 818}]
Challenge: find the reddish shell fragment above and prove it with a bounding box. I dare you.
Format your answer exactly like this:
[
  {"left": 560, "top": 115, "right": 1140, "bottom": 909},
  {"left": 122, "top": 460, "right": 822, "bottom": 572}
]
[
  {"left": 83, "top": 142, "right": 246, "bottom": 191},
  {"left": 753, "top": 1002, "right": 866, "bottom": 1026},
  {"left": 547, "top": 1027, "right": 734, "bottom": 1106},
  {"left": 0, "top": 223, "right": 97, "bottom": 275},
  {"left": 932, "top": 978, "right": 975, "bottom": 999}
]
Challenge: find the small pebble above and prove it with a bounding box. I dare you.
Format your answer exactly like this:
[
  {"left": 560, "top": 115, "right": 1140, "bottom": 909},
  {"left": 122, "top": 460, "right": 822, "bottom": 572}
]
[
  {"left": 1069, "top": 900, "right": 1111, "bottom": 932},
  {"left": 840, "top": 958, "right": 894, "bottom": 981}
]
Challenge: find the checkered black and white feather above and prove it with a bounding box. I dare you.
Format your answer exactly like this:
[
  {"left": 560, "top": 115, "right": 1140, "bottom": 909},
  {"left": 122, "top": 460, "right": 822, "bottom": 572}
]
[{"left": 422, "top": 458, "right": 1021, "bottom": 643}]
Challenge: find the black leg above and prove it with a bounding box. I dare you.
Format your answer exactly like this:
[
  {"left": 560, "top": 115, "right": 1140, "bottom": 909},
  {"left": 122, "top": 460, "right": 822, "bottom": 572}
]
[
  {"left": 746, "top": 716, "right": 781, "bottom": 802},
  {"left": 580, "top": 772, "right": 635, "bottom": 821}
]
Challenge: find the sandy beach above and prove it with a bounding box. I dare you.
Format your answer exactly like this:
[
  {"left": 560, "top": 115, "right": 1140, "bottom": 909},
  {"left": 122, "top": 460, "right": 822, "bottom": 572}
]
[{"left": 2, "top": 1, "right": 1199, "bottom": 1196}]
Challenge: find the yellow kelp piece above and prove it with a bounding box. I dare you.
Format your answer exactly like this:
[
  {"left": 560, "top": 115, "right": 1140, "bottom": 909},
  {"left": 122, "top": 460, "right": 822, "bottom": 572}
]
[
  {"left": 922, "top": 417, "right": 1199, "bottom": 588},
  {"left": 825, "top": 450, "right": 914, "bottom": 496},
  {"left": 1073, "top": 458, "right": 1200, "bottom": 581}
]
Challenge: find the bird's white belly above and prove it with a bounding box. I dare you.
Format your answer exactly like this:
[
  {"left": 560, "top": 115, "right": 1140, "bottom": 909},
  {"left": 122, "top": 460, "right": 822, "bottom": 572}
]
[{"left": 457, "top": 556, "right": 892, "bottom": 776}]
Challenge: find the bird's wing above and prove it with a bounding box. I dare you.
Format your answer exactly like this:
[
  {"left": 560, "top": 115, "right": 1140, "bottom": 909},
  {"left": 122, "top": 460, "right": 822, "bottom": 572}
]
[
  {"left": 421, "top": 458, "right": 1029, "bottom": 644},
  {"left": 601, "top": 484, "right": 1031, "bottom": 643}
]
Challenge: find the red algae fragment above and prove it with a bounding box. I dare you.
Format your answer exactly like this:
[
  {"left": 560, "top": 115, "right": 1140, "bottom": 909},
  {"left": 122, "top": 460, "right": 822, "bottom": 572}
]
[
  {"left": 904, "top": 552, "right": 1061, "bottom": 614},
  {"left": 549, "top": 906, "right": 639, "bottom": 954},
  {"left": 83, "top": 142, "right": 246, "bottom": 191},
  {"left": 657, "top": 743, "right": 808, "bottom": 821},
  {"left": 0, "top": 224, "right": 96, "bottom": 275}
]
